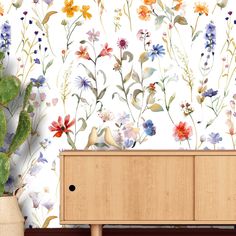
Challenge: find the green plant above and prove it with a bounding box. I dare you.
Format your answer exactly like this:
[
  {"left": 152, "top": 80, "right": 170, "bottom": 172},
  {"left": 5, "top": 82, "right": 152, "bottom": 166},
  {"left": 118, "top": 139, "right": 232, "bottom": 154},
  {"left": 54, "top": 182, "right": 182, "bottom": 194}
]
[{"left": 0, "top": 56, "right": 33, "bottom": 197}]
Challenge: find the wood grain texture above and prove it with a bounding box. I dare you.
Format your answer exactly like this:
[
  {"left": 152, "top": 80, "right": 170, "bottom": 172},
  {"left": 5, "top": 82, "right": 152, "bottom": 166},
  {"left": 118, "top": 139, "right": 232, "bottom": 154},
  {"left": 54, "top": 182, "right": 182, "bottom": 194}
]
[
  {"left": 60, "top": 150, "right": 236, "bottom": 156},
  {"left": 195, "top": 156, "right": 236, "bottom": 221},
  {"left": 90, "top": 225, "right": 103, "bottom": 236},
  {"left": 63, "top": 155, "right": 194, "bottom": 222}
]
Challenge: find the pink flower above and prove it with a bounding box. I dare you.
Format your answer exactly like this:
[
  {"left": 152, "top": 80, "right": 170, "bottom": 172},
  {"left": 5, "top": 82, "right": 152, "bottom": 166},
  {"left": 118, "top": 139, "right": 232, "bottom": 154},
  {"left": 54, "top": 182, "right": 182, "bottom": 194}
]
[
  {"left": 123, "top": 123, "right": 139, "bottom": 140},
  {"left": 87, "top": 29, "right": 100, "bottom": 42},
  {"left": 30, "top": 93, "right": 36, "bottom": 101},
  {"left": 40, "top": 93, "right": 46, "bottom": 102},
  {"left": 99, "top": 43, "right": 113, "bottom": 57}
]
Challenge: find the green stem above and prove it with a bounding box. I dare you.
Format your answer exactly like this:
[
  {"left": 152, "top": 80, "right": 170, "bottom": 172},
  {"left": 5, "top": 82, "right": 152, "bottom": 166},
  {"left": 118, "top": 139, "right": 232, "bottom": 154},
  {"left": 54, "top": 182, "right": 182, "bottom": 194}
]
[
  {"left": 190, "top": 114, "right": 198, "bottom": 149},
  {"left": 66, "top": 133, "right": 76, "bottom": 150}
]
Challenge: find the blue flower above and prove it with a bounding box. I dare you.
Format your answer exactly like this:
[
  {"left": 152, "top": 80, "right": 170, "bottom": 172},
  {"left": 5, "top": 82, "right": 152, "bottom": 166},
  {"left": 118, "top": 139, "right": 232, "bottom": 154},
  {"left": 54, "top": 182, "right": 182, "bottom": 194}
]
[
  {"left": 143, "top": 120, "right": 156, "bottom": 136},
  {"left": 205, "top": 22, "right": 216, "bottom": 51},
  {"left": 75, "top": 76, "right": 91, "bottom": 90},
  {"left": 124, "top": 139, "right": 134, "bottom": 148},
  {"left": 202, "top": 88, "right": 218, "bottom": 97},
  {"left": 208, "top": 132, "right": 222, "bottom": 144},
  {"left": 34, "top": 58, "right": 40, "bottom": 64},
  {"left": 0, "top": 21, "right": 11, "bottom": 52},
  {"left": 37, "top": 152, "right": 48, "bottom": 164},
  {"left": 148, "top": 44, "right": 165, "bottom": 61},
  {"left": 30, "top": 75, "right": 46, "bottom": 88}
]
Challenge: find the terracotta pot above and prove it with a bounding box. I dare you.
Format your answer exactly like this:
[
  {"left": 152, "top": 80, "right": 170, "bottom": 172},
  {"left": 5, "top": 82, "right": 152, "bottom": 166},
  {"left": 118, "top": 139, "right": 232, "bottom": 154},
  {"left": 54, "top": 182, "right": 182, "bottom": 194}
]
[{"left": 0, "top": 195, "right": 24, "bottom": 236}]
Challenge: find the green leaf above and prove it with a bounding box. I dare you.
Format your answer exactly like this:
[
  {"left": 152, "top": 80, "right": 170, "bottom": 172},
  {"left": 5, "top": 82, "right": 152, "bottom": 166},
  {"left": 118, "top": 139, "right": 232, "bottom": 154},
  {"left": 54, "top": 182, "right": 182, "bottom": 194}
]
[
  {"left": 116, "top": 85, "right": 123, "bottom": 92},
  {"left": 91, "top": 87, "right": 97, "bottom": 97},
  {"left": 94, "top": 142, "right": 109, "bottom": 148},
  {"left": 131, "top": 89, "right": 143, "bottom": 110},
  {"left": 97, "top": 70, "right": 106, "bottom": 85},
  {"left": 155, "top": 15, "right": 166, "bottom": 30},
  {"left": 192, "top": 30, "right": 203, "bottom": 41},
  {"left": 98, "top": 87, "right": 107, "bottom": 100},
  {"left": 0, "top": 75, "right": 21, "bottom": 106},
  {"left": 124, "top": 68, "right": 133, "bottom": 83},
  {"left": 146, "top": 93, "right": 155, "bottom": 105},
  {"left": 139, "top": 52, "right": 149, "bottom": 64},
  {"left": 143, "top": 67, "right": 156, "bottom": 79},
  {"left": 42, "top": 11, "right": 58, "bottom": 25},
  {"left": 0, "top": 109, "right": 6, "bottom": 147},
  {"left": 0, "top": 152, "right": 10, "bottom": 196},
  {"left": 23, "top": 82, "right": 33, "bottom": 110},
  {"left": 174, "top": 15, "right": 188, "bottom": 25},
  {"left": 148, "top": 103, "right": 164, "bottom": 112},
  {"left": 217, "top": 0, "right": 228, "bottom": 8},
  {"left": 165, "top": 6, "right": 174, "bottom": 16},
  {"left": 126, "top": 82, "right": 136, "bottom": 96},
  {"left": 12, "top": 0, "right": 23, "bottom": 8},
  {"left": 132, "top": 70, "right": 140, "bottom": 83},
  {"left": 79, "top": 63, "right": 95, "bottom": 81},
  {"left": 122, "top": 51, "right": 133, "bottom": 62},
  {"left": 8, "top": 111, "right": 31, "bottom": 155},
  {"left": 112, "top": 92, "right": 126, "bottom": 103},
  {"left": 168, "top": 93, "right": 176, "bottom": 107},
  {"left": 77, "top": 118, "right": 87, "bottom": 132},
  {"left": 156, "top": 0, "right": 164, "bottom": 9},
  {"left": 44, "top": 60, "right": 54, "bottom": 73}
]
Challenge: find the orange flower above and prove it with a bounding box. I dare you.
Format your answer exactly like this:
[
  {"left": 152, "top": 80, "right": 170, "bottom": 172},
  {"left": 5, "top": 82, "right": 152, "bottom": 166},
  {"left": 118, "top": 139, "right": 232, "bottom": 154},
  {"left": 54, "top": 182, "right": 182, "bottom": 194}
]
[
  {"left": 149, "top": 83, "right": 156, "bottom": 92},
  {"left": 144, "top": 0, "right": 156, "bottom": 5},
  {"left": 137, "top": 5, "right": 151, "bottom": 21},
  {"left": 194, "top": 2, "right": 208, "bottom": 16},
  {"left": 0, "top": 3, "right": 4, "bottom": 16},
  {"left": 62, "top": 0, "right": 79, "bottom": 18},
  {"left": 173, "top": 0, "right": 183, "bottom": 11},
  {"left": 75, "top": 46, "right": 90, "bottom": 60},
  {"left": 80, "top": 5, "right": 92, "bottom": 20}
]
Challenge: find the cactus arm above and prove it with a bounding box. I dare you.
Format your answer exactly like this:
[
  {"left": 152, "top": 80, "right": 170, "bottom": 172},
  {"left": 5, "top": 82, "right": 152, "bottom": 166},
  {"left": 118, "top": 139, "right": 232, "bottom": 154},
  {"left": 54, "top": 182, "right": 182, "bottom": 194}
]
[
  {"left": 7, "top": 111, "right": 31, "bottom": 156},
  {"left": 23, "top": 82, "right": 33, "bottom": 110},
  {"left": 0, "top": 75, "right": 21, "bottom": 106},
  {"left": 0, "top": 109, "right": 6, "bottom": 147},
  {"left": 0, "top": 152, "right": 10, "bottom": 196}
]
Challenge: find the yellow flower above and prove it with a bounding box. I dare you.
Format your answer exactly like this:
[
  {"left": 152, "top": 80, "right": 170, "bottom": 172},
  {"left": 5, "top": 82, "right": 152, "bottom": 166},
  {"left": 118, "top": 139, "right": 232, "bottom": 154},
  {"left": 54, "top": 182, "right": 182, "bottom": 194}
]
[
  {"left": 80, "top": 5, "right": 92, "bottom": 20},
  {"left": 137, "top": 5, "right": 151, "bottom": 21},
  {"left": 62, "top": 0, "right": 79, "bottom": 18},
  {"left": 194, "top": 2, "right": 208, "bottom": 16}
]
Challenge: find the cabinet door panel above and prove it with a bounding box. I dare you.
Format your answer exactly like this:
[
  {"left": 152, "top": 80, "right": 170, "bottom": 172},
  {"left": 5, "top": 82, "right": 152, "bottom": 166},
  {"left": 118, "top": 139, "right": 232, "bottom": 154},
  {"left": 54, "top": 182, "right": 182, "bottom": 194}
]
[
  {"left": 195, "top": 156, "right": 236, "bottom": 220},
  {"left": 63, "top": 156, "right": 193, "bottom": 221}
]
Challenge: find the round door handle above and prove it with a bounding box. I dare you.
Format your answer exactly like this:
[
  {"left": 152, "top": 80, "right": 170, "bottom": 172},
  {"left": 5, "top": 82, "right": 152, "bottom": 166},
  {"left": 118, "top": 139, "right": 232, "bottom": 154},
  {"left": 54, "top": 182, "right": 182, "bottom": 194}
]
[{"left": 69, "top": 185, "right": 76, "bottom": 192}]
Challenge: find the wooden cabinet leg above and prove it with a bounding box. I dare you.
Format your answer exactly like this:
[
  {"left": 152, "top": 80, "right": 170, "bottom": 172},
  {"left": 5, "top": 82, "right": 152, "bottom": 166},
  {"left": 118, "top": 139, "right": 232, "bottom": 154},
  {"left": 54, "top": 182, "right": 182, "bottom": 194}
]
[{"left": 90, "top": 224, "right": 103, "bottom": 236}]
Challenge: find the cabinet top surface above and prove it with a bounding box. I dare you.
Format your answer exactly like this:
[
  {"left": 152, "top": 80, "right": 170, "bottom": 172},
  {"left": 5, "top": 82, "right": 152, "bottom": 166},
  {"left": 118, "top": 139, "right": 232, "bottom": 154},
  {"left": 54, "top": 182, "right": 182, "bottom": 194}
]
[{"left": 60, "top": 150, "right": 236, "bottom": 156}]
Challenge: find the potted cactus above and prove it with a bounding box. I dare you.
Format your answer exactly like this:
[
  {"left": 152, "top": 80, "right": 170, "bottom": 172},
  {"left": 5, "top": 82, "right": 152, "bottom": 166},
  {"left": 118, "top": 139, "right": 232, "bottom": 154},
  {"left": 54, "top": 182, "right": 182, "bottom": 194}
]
[{"left": 0, "top": 53, "right": 33, "bottom": 235}]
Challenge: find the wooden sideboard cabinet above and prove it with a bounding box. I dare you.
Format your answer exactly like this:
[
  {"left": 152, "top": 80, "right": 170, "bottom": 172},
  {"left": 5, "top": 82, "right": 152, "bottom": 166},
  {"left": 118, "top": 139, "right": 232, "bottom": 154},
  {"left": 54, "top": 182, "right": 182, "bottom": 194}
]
[{"left": 60, "top": 150, "right": 236, "bottom": 236}]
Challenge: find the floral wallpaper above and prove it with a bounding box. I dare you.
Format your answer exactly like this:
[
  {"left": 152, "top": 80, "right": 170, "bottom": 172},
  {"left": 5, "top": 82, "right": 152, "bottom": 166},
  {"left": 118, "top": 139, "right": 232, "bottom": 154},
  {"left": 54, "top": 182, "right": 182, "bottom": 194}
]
[{"left": 0, "top": 0, "right": 236, "bottom": 229}]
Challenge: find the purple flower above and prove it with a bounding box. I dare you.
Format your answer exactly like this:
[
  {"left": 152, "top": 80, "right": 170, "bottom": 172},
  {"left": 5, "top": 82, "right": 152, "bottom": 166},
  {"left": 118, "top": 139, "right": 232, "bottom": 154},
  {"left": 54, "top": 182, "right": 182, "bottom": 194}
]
[
  {"left": 37, "top": 152, "right": 48, "bottom": 164},
  {"left": 75, "top": 76, "right": 91, "bottom": 90},
  {"left": 43, "top": 0, "right": 54, "bottom": 5},
  {"left": 31, "top": 75, "right": 45, "bottom": 87},
  {"left": 207, "top": 132, "right": 222, "bottom": 144},
  {"left": 5, "top": 175, "right": 15, "bottom": 192},
  {"left": 23, "top": 11, "right": 28, "bottom": 16},
  {"left": 34, "top": 58, "right": 40, "bottom": 64},
  {"left": 148, "top": 44, "right": 165, "bottom": 61},
  {"left": 202, "top": 88, "right": 218, "bottom": 97}
]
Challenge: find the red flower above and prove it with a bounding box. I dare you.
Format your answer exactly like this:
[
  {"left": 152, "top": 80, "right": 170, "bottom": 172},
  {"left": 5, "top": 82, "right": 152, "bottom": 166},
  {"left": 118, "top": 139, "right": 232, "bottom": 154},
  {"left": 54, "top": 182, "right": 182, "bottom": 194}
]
[
  {"left": 173, "top": 122, "right": 192, "bottom": 141},
  {"left": 99, "top": 43, "right": 113, "bottom": 57},
  {"left": 49, "top": 115, "right": 75, "bottom": 137},
  {"left": 149, "top": 83, "right": 156, "bottom": 91}
]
